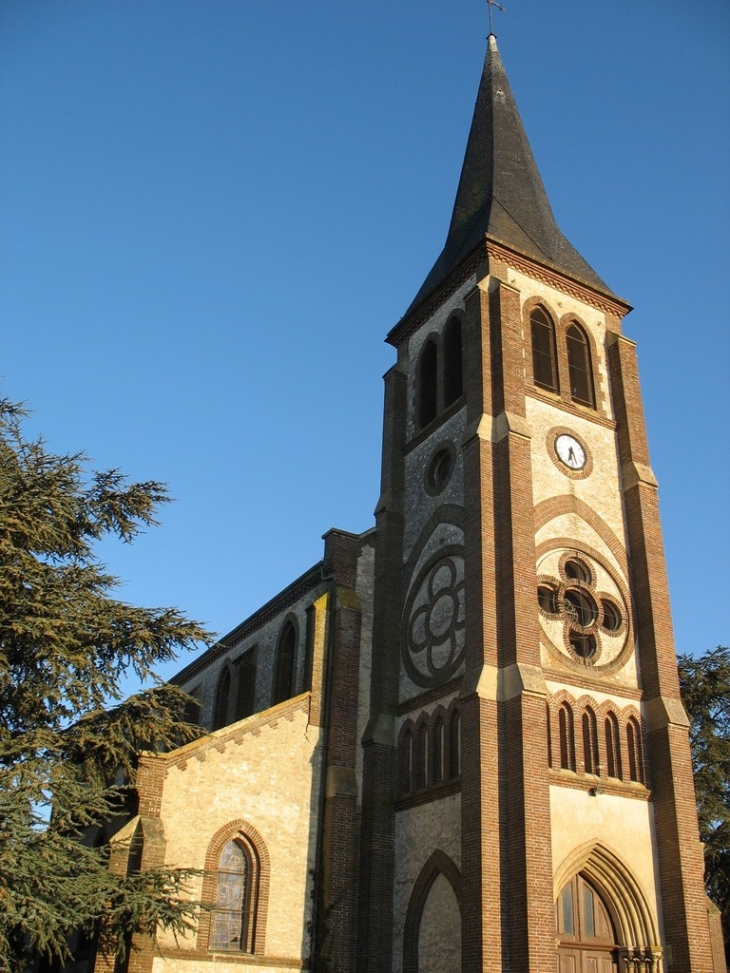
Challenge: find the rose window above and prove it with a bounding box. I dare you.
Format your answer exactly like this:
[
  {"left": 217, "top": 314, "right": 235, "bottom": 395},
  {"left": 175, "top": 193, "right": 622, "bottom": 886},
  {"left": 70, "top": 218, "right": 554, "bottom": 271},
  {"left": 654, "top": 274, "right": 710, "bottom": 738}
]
[
  {"left": 537, "top": 555, "right": 625, "bottom": 665},
  {"left": 403, "top": 552, "right": 466, "bottom": 688}
]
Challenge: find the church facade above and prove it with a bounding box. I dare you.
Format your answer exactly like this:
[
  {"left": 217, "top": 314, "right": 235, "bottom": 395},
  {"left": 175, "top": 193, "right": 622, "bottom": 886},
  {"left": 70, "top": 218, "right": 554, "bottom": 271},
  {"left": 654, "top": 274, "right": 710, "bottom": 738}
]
[{"left": 103, "top": 34, "right": 722, "bottom": 973}]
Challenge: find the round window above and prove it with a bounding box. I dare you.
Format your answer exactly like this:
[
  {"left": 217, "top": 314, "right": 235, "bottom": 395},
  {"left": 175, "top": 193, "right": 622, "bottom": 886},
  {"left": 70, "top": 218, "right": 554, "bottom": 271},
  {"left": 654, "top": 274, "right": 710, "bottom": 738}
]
[
  {"left": 425, "top": 445, "right": 455, "bottom": 495},
  {"left": 564, "top": 558, "right": 592, "bottom": 584},
  {"left": 601, "top": 600, "right": 622, "bottom": 632},
  {"left": 570, "top": 632, "right": 597, "bottom": 660},
  {"left": 563, "top": 589, "right": 598, "bottom": 629},
  {"left": 538, "top": 585, "right": 559, "bottom": 614}
]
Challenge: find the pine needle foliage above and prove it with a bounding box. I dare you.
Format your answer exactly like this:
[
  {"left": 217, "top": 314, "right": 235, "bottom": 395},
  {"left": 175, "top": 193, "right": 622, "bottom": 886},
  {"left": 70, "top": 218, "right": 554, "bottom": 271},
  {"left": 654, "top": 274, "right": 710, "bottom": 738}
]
[
  {"left": 678, "top": 645, "right": 730, "bottom": 961},
  {"left": 0, "top": 399, "right": 212, "bottom": 971}
]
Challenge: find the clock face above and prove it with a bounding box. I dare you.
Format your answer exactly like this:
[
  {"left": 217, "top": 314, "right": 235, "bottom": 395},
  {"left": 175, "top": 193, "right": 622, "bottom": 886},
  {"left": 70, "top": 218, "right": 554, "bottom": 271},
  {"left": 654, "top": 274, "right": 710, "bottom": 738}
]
[{"left": 555, "top": 433, "right": 586, "bottom": 471}]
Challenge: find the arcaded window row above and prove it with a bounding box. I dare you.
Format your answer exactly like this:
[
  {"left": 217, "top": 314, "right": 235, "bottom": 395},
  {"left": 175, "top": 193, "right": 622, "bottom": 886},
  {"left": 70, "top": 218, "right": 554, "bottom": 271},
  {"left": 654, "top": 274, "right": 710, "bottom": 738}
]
[
  {"left": 205, "top": 610, "right": 316, "bottom": 732},
  {"left": 417, "top": 316, "right": 463, "bottom": 429},
  {"left": 530, "top": 306, "right": 596, "bottom": 408},
  {"left": 548, "top": 697, "right": 646, "bottom": 785},
  {"left": 398, "top": 703, "right": 461, "bottom": 797}
]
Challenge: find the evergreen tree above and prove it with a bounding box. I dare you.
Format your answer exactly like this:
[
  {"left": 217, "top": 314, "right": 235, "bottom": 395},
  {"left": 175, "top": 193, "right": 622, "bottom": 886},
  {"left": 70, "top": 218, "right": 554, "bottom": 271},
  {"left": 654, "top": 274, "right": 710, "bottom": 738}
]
[
  {"left": 678, "top": 645, "right": 730, "bottom": 960},
  {"left": 0, "top": 398, "right": 211, "bottom": 971}
]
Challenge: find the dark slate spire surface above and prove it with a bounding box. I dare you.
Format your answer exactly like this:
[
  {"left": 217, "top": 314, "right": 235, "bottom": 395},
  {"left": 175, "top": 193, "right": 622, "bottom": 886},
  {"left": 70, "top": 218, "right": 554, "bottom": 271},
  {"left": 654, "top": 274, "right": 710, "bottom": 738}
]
[{"left": 407, "top": 35, "right": 613, "bottom": 313}]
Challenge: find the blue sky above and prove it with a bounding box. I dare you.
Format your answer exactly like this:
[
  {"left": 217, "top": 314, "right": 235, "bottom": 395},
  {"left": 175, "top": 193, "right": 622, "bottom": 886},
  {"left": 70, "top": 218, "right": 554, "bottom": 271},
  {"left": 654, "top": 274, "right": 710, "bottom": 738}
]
[{"left": 1, "top": 0, "right": 728, "bottom": 684}]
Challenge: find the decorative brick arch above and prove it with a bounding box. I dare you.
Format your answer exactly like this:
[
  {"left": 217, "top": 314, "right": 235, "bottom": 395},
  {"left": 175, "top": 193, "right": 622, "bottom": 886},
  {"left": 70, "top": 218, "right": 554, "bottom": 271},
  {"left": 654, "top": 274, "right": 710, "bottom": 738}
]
[
  {"left": 547, "top": 689, "right": 577, "bottom": 771},
  {"left": 403, "top": 849, "right": 462, "bottom": 973},
  {"left": 533, "top": 498, "right": 630, "bottom": 578},
  {"left": 623, "top": 704, "right": 647, "bottom": 784},
  {"left": 197, "top": 819, "right": 271, "bottom": 956},
  {"left": 596, "top": 700, "right": 626, "bottom": 782}
]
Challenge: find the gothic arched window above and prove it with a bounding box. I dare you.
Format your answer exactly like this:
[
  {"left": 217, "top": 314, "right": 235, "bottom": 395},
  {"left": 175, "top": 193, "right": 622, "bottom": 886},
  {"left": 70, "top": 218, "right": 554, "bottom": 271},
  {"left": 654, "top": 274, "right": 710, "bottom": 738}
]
[
  {"left": 448, "top": 707, "right": 461, "bottom": 779},
  {"left": 430, "top": 713, "right": 444, "bottom": 785},
  {"left": 213, "top": 667, "right": 231, "bottom": 731},
  {"left": 566, "top": 323, "right": 595, "bottom": 407},
  {"left": 605, "top": 712, "right": 622, "bottom": 780},
  {"left": 582, "top": 707, "right": 599, "bottom": 775},
  {"left": 234, "top": 647, "right": 257, "bottom": 722},
  {"left": 626, "top": 716, "right": 645, "bottom": 784},
  {"left": 443, "top": 317, "right": 463, "bottom": 407},
  {"left": 530, "top": 307, "right": 559, "bottom": 393},
  {"left": 210, "top": 838, "right": 258, "bottom": 953},
  {"left": 398, "top": 722, "right": 414, "bottom": 795},
  {"left": 415, "top": 720, "right": 429, "bottom": 790},
  {"left": 559, "top": 703, "right": 576, "bottom": 771},
  {"left": 272, "top": 620, "right": 297, "bottom": 706},
  {"left": 419, "top": 339, "right": 438, "bottom": 428}
]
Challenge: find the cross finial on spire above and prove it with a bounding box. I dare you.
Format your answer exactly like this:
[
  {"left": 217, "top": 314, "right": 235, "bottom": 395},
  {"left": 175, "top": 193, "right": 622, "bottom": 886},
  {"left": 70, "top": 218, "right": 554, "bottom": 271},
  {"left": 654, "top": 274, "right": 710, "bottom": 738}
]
[{"left": 486, "top": 0, "right": 504, "bottom": 35}]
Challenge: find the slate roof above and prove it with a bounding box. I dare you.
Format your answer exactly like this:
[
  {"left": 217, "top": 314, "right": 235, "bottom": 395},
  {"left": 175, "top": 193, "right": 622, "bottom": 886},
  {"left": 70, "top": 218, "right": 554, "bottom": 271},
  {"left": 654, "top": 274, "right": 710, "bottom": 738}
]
[{"left": 405, "top": 35, "right": 615, "bottom": 317}]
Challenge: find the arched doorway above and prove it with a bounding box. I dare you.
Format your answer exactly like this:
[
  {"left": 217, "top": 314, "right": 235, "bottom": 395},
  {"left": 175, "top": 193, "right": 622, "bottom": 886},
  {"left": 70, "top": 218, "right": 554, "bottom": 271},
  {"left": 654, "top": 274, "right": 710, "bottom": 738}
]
[{"left": 556, "top": 873, "right": 618, "bottom": 972}]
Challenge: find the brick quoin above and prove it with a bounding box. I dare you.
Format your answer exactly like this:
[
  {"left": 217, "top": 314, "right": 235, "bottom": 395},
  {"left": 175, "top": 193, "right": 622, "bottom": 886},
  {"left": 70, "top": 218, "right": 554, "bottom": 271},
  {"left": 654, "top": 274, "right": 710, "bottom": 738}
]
[{"left": 609, "top": 336, "right": 714, "bottom": 971}]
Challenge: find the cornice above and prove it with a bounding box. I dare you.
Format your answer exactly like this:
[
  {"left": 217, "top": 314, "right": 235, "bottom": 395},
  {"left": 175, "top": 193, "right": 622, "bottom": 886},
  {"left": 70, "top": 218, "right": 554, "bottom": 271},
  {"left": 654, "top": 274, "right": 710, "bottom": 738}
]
[
  {"left": 487, "top": 239, "right": 632, "bottom": 317},
  {"left": 171, "top": 562, "right": 326, "bottom": 685}
]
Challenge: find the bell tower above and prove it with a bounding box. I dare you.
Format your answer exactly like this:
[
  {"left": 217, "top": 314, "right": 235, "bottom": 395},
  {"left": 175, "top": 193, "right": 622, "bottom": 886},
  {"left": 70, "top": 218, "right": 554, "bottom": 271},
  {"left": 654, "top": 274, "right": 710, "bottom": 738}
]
[{"left": 358, "top": 33, "right": 713, "bottom": 973}]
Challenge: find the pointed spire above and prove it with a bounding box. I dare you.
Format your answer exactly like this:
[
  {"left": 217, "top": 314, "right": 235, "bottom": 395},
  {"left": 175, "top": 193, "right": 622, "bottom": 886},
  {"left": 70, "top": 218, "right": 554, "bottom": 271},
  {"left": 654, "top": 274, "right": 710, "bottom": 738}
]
[{"left": 406, "top": 35, "right": 613, "bottom": 314}]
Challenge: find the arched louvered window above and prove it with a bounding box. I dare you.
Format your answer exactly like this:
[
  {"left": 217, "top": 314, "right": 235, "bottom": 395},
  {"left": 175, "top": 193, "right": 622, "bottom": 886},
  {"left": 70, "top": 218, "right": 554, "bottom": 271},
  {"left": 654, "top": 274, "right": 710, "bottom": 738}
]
[
  {"left": 605, "top": 713, "right": 622, "bottom": 780},
  {"left": 443, "top": 317, "right": 463, "bottom": 407},
  {"left": 419, "top": 340, "right": 438, "bottom": 428},
  {"left": 559, "top": 703, "right": 576, "bottom": 772},
  {"left": 213, "top": 667, "right": 231, "bottom": 730},
  {"left": 627, "top": 717, "right": 645, "bottom": 784},
  {"left": 531, "top": 307, "right": 559, "bottom": 393},
  {"left": 582, "top": 708, "right": 599, "bottom": 775},
  {"left": 272, "top": 620, "right": 297, "bottom": 706},
  {"left": 566, "top": 323, "right": 595, "bottom": 407},
  {"left": 210, "top": 838, "right": 259, "bottom": 953}
]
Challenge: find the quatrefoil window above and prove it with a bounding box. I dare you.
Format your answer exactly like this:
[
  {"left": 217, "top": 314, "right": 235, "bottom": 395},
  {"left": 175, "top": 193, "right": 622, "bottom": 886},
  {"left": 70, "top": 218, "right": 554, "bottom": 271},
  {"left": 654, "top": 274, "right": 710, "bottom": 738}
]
[
  {"left": 403, "top": 551, "right": 466, "bottom": 688},
  {"left": 537, "top": 555, "right": 623, "bottom": 664}
]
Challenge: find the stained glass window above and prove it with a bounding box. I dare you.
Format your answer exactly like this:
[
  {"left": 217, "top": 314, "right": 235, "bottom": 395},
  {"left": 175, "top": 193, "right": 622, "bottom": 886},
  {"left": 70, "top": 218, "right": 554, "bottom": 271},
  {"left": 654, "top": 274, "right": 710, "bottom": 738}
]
[{"left": 210, "top": 840, "right": 250, "bottom": 952}]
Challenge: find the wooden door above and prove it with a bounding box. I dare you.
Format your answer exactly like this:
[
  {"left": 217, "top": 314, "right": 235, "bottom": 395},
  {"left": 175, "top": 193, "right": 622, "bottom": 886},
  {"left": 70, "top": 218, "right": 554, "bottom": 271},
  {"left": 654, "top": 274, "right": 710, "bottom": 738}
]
[{"left": 556, "top": 875, "right": 618, "bottom": 972}]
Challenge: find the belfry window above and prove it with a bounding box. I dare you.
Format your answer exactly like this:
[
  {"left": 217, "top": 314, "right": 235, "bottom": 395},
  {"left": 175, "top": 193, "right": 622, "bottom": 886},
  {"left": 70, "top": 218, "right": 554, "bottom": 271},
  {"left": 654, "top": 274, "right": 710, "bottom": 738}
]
[
  {"left": 566, "top": 323, "right": 595, "bottom": 407},
  {"left": 443, "top": 317, "right": 463, "bottom": 407},
  {"left": 530, "top": 307, "right": 559, "bottom": 392},
  {"left": 419, "top": 340, "right": 438, "bottom": 427}
]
